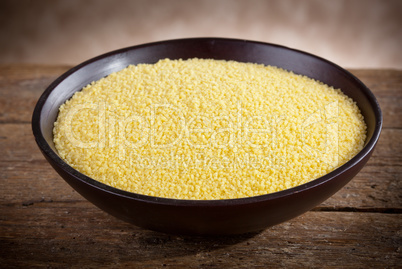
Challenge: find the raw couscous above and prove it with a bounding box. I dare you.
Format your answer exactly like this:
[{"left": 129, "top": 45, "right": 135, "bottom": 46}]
[{"left": 53, "top": 58, "right": 367, "bottom": 200}]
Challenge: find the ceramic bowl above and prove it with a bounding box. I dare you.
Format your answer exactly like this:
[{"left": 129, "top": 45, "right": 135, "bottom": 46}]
[{"left": 32, "top": 38, "right": 382, "bottom": 235}]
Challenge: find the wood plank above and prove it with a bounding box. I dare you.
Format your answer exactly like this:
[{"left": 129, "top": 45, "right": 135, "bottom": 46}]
[
  {"left": 0, "top": 64, "right": 70, "bottom": 81},
  {"left": 349, "top": 69, "right": 402, "bottom": 98},
  {"left": 0, "top": 203, "right": 400, "bottom": 268},
  {"left": 349, "top": 69, "right": 402, "bottom": 129},
  {"left": 321, "top": 164, "right": 402, "bottom": 210},
  {"left": 0, "top": 66, "right": 401, "bottom": 128},
  {"left": 377, "top": 96, "right": 402, "bottom": 129},
  {"left": 0, "top": 124, "right": 44, "bottom": 162},
  {"left": 0, "top": 160, "right": 83, "bottom": 205},
  {"left": 0, "top": 65, "right": 69, "bottom": 123}
]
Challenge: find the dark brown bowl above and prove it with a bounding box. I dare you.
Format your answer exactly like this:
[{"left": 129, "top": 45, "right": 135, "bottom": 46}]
[{"left": 32, "top": 38, "right": 382, "bottom": 235}]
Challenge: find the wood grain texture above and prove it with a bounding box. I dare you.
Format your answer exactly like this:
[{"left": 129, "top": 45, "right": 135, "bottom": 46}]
[
  {"left": 0, "top": 65, "right": 401, "bottom": 268},
  {"left": 0, "top": 65, "right": 70, "bottom": 123},
  {"left": 0, "top": 207, "right": 400, "bottom": 268}
]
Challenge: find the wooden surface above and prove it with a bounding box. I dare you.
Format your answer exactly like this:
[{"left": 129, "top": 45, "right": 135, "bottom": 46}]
[{"left": 0, "top": 65, "right": 401, "bottom": 268}]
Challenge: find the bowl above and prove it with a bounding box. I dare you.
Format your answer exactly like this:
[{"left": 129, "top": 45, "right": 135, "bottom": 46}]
[{"left": 32, "top": 38, "right": 382, "bottom": 235}]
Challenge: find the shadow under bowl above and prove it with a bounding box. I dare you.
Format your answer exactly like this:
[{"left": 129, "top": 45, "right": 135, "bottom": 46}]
[{"left": 32, "top": 38, "right": 382, "bottom": 235}]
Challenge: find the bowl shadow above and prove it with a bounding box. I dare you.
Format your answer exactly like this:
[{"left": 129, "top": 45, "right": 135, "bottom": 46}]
[{"left": 123, "top": 228, "right": 262, "bottom": 262}]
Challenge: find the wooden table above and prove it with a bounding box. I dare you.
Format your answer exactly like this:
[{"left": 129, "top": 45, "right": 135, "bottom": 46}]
[{"left": 0, "top": 66, "right": 401, "bottom": 268}]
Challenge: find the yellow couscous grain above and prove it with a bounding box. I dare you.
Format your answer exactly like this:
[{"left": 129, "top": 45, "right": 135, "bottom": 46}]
[{"left": 53, "top": 58, "right": 367, "bottom": 200}]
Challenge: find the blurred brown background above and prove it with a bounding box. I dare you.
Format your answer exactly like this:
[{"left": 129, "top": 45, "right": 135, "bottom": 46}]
[{"left": 0, "top": 0, "right": 401, "bottom": 68}]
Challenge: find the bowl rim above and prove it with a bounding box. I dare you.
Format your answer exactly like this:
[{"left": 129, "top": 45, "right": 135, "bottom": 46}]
[{"left": 32, "top": 37, "right": 383, "bottom": 207}]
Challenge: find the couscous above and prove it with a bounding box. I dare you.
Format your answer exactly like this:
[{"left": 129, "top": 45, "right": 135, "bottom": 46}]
[{"left": 53, "top": 58, "right": 367, "bottom": 199}]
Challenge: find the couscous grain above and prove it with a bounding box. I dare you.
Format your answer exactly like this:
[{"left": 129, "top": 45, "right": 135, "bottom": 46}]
[{"left": 53, "top": 58, "right": 366, "bottom": 200}]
